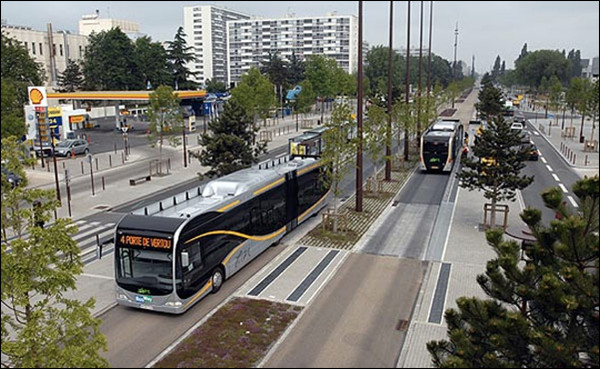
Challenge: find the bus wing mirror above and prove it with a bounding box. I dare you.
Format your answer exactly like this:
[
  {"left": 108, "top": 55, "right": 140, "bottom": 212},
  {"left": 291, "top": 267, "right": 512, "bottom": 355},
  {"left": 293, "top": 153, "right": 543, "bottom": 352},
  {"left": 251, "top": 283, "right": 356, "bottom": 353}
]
[{"left": 181, "top": 251, "right": 190, "bottom": 268}]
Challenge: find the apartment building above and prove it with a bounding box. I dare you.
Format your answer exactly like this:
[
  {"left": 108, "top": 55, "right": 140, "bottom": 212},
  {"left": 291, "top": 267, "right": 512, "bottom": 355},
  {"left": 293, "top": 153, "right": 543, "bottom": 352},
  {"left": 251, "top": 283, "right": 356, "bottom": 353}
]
[
  {"left": 227, "top": 13, "right": 358, "bottom": 85},
  {"left": 78, "top": 12, "right": 144, "bottom": 39},
  {"left": 183, "top": 5, "right": 250, "bottom": 86},
  {"left": 1, "top": 23, "right": 88, "bottom": 86}
]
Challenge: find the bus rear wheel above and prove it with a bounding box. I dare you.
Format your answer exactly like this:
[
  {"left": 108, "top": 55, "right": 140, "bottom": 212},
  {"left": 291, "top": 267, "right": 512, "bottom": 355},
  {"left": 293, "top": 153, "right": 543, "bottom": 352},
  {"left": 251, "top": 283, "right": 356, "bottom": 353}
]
[{"left": 211, "top": 268, "right": 224, "bottom": 293}]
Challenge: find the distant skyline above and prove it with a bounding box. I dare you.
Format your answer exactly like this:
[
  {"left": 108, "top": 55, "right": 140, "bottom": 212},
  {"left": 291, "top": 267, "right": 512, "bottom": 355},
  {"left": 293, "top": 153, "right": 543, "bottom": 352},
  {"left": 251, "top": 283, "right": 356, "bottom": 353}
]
[{"left": 1, "top": 1, "right": 598, "bottom": 73}]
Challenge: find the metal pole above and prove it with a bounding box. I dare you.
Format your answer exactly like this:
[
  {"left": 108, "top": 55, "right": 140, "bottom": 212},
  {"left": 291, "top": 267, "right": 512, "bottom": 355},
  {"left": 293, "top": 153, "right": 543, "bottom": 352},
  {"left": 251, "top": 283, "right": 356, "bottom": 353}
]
[
  {"left": 183, "top": 124, "right": 187, "bottom": 168},
  {"left": 417, "top": 0, "right": 424, "bottom": 142},
  {"left": 90, "top": 159, "right": 95, "bottom": 196},
  {"left": 66, "top": 171, "right": 71, "bottom": 217},
  {"left": 426, "top": 2, "right": 433, "bottom": 123},
  {"left": 50, "top": 132, "right": 61, "bottom": 203},
  {"left": 356, "top": 0, "right": 364, "bottom": 212},
  {"left": 36, "top": 112, "right": 45, "bottom": 168},
  {"left": 404, "top": 1, "right": 411, "bottom": 161},
  {"left": 385, "top": 0, "right": 394, "bottom": 181}
]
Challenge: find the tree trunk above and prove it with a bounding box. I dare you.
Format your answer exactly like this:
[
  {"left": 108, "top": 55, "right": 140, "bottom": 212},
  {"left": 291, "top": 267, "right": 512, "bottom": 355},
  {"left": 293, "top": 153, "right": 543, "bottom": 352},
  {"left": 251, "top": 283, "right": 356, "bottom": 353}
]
[
  {"left": 333, "top": 183, "right": 339, "bottom": 233},
  {"left": 490, "top": 198, "right": 497, "bottom": 228},
  {"left": 580, "top": 113, "right": 585, "bottom": 141}
]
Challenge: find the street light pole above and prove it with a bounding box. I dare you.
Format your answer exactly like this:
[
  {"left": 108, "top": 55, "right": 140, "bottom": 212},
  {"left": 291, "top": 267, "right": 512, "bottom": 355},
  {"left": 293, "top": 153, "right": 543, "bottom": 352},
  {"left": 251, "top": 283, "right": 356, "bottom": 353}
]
[
  {"left": 183, "top": 122, "right": 187, "bottom": 168},
  {"left": 36, "top": 112, "right": 45, "bottom": 168},
  {"left": 50, "top": 130, "right": 61, "bottom": 203},
  {"left": 385, "top": 0, "right": 394, "bottom": 181},
  {"left": 356, "top": 0, "right": 364, "bottom": 213}
]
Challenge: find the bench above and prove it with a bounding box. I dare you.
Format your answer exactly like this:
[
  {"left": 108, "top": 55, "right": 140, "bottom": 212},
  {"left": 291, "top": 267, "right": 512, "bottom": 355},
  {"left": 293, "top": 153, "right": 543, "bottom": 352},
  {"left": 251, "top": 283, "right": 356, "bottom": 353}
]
[{"left": 129, "top": 175, "right": 151, "bottom": 186}]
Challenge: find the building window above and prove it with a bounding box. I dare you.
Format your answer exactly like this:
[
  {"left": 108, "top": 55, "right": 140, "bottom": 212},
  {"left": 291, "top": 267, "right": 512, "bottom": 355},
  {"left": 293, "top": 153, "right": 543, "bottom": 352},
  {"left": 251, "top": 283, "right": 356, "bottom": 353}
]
[
  {"left": 39, "top": 43, "right": 43, "bottom": 55},
  {"left": 32, "top": 42, "right": 36, "bottom": 55},
  {"left": 79, "top": 45, "right": 83, "bottom": 58},
  {"left": 59, "top": 44, "right": 63, "bottom": 56},
  {"left": 53, "top": 43, "right": 56, "bottom": 56}
]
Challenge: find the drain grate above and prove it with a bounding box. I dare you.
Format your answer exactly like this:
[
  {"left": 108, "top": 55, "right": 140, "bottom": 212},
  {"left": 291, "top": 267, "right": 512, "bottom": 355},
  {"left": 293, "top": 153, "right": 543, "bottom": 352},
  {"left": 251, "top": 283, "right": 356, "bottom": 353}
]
[
  {"left": 396, "top": 319, "right": 409, "bottom": 331},
  {"left": 93, "top": 204, "right": 111, "bottom": 210}
]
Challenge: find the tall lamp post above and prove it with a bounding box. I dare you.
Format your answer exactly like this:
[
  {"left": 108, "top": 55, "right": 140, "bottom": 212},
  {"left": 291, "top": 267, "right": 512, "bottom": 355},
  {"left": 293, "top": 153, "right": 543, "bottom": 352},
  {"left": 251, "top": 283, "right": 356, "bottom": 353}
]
[
  {"left": 49, "top": 128, "right": 61, "bottom": 203},
  {"left": 356, "top": 0, "right": 364, "bottom": 212},
  {"left": 385, "top": 0, "right": 394, "bottom": 181}
]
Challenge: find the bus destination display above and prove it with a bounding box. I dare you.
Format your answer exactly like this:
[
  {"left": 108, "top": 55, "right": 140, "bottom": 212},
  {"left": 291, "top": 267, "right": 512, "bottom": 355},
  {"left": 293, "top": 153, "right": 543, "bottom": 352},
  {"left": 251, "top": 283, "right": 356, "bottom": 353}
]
[{"left": 119, "top": 234, "right": 172, "bottom": 250}]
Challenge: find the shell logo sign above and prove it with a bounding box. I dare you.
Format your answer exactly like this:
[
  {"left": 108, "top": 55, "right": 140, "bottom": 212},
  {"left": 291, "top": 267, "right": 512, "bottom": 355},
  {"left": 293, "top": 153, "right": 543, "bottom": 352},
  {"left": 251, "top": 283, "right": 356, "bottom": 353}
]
[{"left": 28, "top": 86, "right": 48, "bottom": 106}]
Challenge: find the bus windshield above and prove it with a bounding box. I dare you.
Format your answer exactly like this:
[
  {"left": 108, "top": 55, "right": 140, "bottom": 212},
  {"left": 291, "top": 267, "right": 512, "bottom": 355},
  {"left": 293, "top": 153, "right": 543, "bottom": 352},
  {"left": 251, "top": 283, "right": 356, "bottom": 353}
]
[{"left": 116, "top": 248, "right": 173, "bottom": 295}]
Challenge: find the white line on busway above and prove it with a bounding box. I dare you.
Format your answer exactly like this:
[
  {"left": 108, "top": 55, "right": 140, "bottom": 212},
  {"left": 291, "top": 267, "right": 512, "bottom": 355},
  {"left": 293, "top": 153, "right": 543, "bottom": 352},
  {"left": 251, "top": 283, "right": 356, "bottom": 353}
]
[
  {"left": 559, "top": 183, "right": 568, "bottom": 193},
  {"left": 533, "top": 131, "right": 540, "bottom": 136},
  {"left": 72, "top": 223, "right": 115, "bottom": 242},
  {"left": 552, "top": 173, "right": 560, "bottom": 181},
  {"left": 567, "top": 195, "right": 579, "bottom": 208},
  {"left": 541, "top": 157, "right": 547, "bottom": 164},
  {"left": 546, "top": 164, "right": 554, "bottom": 172},
  {"left": 537, "top": 148, "right": 542, "bottom": 156},
  {"left": 69, "top": 221, "right": 100, "bottom": 233}
]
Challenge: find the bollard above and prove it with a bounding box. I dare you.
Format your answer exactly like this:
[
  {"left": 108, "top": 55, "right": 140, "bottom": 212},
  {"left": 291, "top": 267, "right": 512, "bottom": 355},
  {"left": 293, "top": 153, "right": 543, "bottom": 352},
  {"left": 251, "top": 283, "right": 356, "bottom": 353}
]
[
  {"left": 121, "top": 152, "right": 125, "bottom": 164},
  {"left": 114, "top": 143, "right": 117, "bottom": 154},
  {"left": 62, "top": 162, "right": 66, "bottom": 170},
  {"left": 96, "top": 234, "right": 102, "bottom": 260},
  {"left": 95, "top": 157, "right": 99, "bottom": 171},
  {"left": 149, "top": 161, "right": 152, "bottom": 177},
  {"left": 109, "top": 154, "right": 112, "bottom": 167},
  {"left": 585, "top": 155, "right": 588, "bottom": 166},
  {"left": 46, "top": 158, "right": 50, "bottom": 172},
  {"left": 167, "top": 158, "right": 171, "bottom": 171},
  {"left": 573, "top": 154, "right": 576, "bottom": 165},
  {"left": 102, "top": 176, "right": 105, "bottom": 191},
  {"left": 81, "top": 161, "right": 84, "bottom": 174}
]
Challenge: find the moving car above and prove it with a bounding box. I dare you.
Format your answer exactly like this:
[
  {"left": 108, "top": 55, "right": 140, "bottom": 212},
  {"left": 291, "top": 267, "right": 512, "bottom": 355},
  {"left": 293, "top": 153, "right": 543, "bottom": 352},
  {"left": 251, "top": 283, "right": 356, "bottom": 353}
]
[
  {"left": 54, "top": 139, "right": 89, "bottom": 157},
  {"left": 521, "top": 141, "right": 539, "bottom": 161},
  {"left": 33, "top": 141, "right": 53, "bottom": 157},
  {"left": 510, "top": 122, "right": 524, "bottom": 131},
  {"left": 1, "top": 165, "right": 22, "bottom": 188}
]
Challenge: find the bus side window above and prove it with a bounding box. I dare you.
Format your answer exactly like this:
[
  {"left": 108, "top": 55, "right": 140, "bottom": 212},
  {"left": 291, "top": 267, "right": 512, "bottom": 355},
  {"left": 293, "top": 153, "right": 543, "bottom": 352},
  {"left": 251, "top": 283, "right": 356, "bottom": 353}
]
[{"left": 184, "top": 242, "right": 202, "bottom": 272}]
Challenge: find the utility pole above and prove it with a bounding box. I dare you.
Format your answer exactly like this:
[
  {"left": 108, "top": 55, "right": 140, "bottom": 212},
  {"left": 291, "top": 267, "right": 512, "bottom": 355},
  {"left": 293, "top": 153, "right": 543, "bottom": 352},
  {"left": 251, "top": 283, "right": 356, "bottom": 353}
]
[
  {"left": 182, "top": 122, "right": 187, "bottom": 168},
  {"left": 385, "top": 0, "right": 394, "bottom": 181},
  {"left": 417, "top": 0, "right": 424, "bottom": 142},
  {"left": 426, "top": 1, "right": 434, "bottom": 117},
  {"left": 50, "top": 130, "right": 61, "bottom": 203},
  {"left": 356, "top": 0, "right": 364, "bottom": 212},
  {"left": 404, "top": 1, "right": 411, "bottom": 161},
  {"left": 471, "top": 55, "right": 475, "bottom": 78},
  {"left": 453, "top": 22, "right": 459, "bottom": 79}
]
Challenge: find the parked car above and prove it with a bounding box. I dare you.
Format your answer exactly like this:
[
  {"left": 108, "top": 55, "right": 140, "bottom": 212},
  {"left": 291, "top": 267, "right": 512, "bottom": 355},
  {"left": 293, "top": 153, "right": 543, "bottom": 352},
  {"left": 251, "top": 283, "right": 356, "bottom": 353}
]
[
  {"left": 523, "top": 142, "right": 539, "bottom": 161},
  {"left": 54, "top": 139, "right": 89, "bottom": 157},
  {"left": 1, "top": 165, "right": 22, "bottom": 188},
  {"left": 510, "top": 122, "right": 524, "bottom": 131},
  {"left": 32, "top": 141, "right": 54, "bottom": 157}
]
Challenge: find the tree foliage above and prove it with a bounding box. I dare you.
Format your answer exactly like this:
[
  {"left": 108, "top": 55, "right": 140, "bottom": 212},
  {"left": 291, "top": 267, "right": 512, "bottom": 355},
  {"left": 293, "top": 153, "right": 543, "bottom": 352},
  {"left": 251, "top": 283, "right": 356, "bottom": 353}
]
[
  {"left": 514, "top": 49, "right": 571, "bottom": 88},
  {"left": 166, "top": 26, "right": 197, "bottom": 90},
  {"left": 196, "top": 98, "right": 266, "bottom": 177},
  {"left": 475, "top": 79, "right": 505, "bottom": 121},
  {"left": 230, "top": 67, "right": 276, "bottom": 124},
  {"left": 146, "top": 85, "right": 183, "bottom": 163},
  {"left": 1, "top": 137, "right": 108, "bottom": 368},
  {"left": 204, "top": 78, "right": 227, "bottom": 93},
  {"left": 428, "top": 176, "right": 599, "bottom": 368},
  {"left": 82, "top": 27, "right": 138, "bottom": 90},
  {"left": 135, "top": 36, "right": 171, "bottom": 89},
  {"left": 57, "top": 59, "right": 84, "bottom": 92},
  {"left": 1, "top": 79, "right": 27, "bottom": 139}
]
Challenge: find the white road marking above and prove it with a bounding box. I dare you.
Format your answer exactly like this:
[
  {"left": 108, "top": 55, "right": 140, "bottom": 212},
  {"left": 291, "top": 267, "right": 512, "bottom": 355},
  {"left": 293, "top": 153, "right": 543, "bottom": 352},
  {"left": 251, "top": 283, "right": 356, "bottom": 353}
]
[
  {"left": 541, "top": 157, "right": 547, "bottom": 164},
  {"left": 533, "top": 131, "right": 540, "bottom": 136},
  {"left": 552, "top": 173, "right": 560, "bottom": 181},
  {"left": 567, "top": 195, "right": 579, "bottom": 208},
  {"left": 559, "top": 183, "right": 568, "bottom": 193},
  {"left": 546, "top": 165, "right": 554, "bottom": 172}
]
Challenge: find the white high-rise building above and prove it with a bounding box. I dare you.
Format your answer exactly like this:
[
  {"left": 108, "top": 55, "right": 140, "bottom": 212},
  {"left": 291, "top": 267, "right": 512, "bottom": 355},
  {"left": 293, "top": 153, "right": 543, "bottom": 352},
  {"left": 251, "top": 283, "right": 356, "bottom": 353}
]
[
  {"left": 183, "top": 5, "right": 250, "bottom": 86},
  {"left": 78, "top": 12, "right": 144, "bottom": 39},
  {"left": 227, "top": 13, "right": 358, "bottom": 85}
]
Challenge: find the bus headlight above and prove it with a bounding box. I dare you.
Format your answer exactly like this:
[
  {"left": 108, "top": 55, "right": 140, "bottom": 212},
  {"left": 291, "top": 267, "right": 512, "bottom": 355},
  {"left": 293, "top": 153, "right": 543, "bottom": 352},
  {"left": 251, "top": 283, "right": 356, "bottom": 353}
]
[
  {"left": 117, "top": 293, "right": 130, "bottom": 301},
  {"left": 165, "top": 301, "right": 182, "bottom": 307}
]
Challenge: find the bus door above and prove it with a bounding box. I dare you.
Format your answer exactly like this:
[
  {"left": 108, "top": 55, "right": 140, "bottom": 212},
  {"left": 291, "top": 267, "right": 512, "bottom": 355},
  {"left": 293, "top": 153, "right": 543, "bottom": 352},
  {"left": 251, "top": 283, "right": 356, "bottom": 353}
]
[{"left": 286, "top": 171, "right": 299, "bottom": 231}]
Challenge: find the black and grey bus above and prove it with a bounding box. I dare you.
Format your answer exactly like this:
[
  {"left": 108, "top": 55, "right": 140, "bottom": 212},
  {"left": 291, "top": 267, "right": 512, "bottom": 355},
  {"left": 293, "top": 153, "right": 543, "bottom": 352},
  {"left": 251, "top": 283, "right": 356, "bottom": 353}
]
[
  {"left": 114, "top": 157, "right": 330, "bottom": 314},
  {"left": 419, "top": 119, "right": 464, "bottom": 172}
]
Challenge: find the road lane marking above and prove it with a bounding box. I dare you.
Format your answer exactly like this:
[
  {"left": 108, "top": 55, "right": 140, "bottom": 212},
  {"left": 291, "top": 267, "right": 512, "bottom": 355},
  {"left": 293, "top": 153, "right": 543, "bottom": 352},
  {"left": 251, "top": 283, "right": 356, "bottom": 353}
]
[
  {"left": 541, "top": 157, "right": 547, "bottom": 164},
  {"left": 546, "top": 164, "right": 554, "bottom": 172},
  {"left": 567, "top": 195, "right": 579, "bottom": 208},
  {"left": 559, "top": 183, "right": 568, "bottom": 193},
  {"left": 533, "top": 131, "right": 540, "bottom": 135},
  {"left": 552, "top": 174, "right": 560, "bottom": 181}
]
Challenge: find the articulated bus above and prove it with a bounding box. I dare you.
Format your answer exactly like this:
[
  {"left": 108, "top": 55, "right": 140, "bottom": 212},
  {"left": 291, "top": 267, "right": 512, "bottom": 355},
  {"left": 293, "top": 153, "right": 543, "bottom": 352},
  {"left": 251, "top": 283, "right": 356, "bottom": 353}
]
[
  {"left": 114, "top": 156, "right": 330, "bottom": 314},
  {"left": 419, "top": 119, "right": 464, "bottom": 172}
]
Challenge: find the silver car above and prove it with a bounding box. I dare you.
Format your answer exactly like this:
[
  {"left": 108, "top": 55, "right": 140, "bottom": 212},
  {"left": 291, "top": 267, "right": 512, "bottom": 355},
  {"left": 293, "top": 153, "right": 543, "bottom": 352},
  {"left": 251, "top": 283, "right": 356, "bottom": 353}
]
[{"left": 54, "top": 139, "right": 89, "bottom": 157}]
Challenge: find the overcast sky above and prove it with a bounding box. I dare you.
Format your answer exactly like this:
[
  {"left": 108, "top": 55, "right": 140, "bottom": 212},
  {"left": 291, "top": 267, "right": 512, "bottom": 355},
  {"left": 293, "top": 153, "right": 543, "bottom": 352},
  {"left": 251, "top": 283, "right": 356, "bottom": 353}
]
[{"left": 2, "top": 1, "right": 598, "bottom": 73}]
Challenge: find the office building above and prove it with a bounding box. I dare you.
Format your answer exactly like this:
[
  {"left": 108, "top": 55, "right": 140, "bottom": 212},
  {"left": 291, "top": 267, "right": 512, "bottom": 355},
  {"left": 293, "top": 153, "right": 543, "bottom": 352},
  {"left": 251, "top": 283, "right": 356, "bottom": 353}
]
[{"left": 78, "top": 11, "right": 144, "bottom": 39}]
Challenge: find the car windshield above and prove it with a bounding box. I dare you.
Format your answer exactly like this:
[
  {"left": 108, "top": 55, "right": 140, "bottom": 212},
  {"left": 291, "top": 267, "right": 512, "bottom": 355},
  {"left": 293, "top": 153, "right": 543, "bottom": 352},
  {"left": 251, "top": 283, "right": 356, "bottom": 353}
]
[{"left": 56, "top": 141, "right": 74, "bottom": 148}]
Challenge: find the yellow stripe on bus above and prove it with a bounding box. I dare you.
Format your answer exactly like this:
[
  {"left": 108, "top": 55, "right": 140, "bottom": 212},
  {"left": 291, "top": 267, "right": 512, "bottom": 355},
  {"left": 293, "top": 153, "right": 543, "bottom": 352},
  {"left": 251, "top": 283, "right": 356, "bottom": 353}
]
[
  {"left": 217, "top": 200, "right": 240, "bottom": 212},
  {"left": 297, "top": 162, "right": 322, "bottom": 176},
  {"left": 184, "top": 226, "right": 287, "bottom": 245},
  {"left": 222, "top": 241, "right": 248, "bottom": 266},
  {"left": 183, "top": 280, "right": 213, "bottom": 309},
  {"left": 253, "top": 177, "right": 285, "bottom": 196},
  {"left": 298, "top": 189, "right": 331, "bottom": 222}
]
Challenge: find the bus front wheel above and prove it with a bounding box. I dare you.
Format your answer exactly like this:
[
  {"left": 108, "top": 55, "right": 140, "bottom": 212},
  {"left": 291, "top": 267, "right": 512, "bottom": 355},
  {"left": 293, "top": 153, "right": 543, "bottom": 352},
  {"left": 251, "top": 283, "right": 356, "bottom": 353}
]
[{"left": 211, "top": 268, "right": 224, "bottom": 293}]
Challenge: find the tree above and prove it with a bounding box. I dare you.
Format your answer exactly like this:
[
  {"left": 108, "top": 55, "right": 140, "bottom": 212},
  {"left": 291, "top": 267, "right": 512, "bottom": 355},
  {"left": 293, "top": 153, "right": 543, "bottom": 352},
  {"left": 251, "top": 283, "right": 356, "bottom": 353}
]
[
  {"left": 364, "top": 104, "right": 391, "bottom": 192},
  {"left": 204, "top": 78, "right": 227, "bottom": 93},
  {"left": 305, "top": 55, "right": 339, "bottom": 124},
  {"left": 567, "top": 49, "right": 582, "bottom": 79},
  {"left": 565, "top": 77, "right": 585, "bottom": 130},
  {"left": 296, "top": 79, "right": 316, "bottom": 117},
  {"left": 146, "top": 85, "right": 183, "bottom": 165},
  {"left": 82, "top": 28, "right": 138, "bottom": 90},
  {"left": 491, "top": 55, "right": 502, "bottom": 81},
  {"left": 134, "top": 36, "right": 171, "bottom": 90},
  {"left": 287, "top": 51, "right": 305, "bottom": 86},
  {"left": 428, "top": 175, "right": 599, "bottom": 368},
  {"left": 57, "top": 59, "right": 84, "bottom": 92},
  {"left": 475, "top": 82, "right": 505, "bottom": 121},
  {"left": 1, "top": 137, "right": 108, "bottom": 368},
  {"left": 457, "top": 115, "right": 533, "bottom": 228},
  {"left": 261, "top": 51, "right": 289, "bottom": 111},
  {"left": 1, "top": 33, "right": 45, "bottom": 139},
  {"left": 196, "top": 98, "right": 266, "bottom": 177},
  {"left": 583, "top": 78, "right": 599, "bottom": 141},
  {"left": 514, "top": 49, "right": 571, "bottom": 89},
  {"left": 365, "top": 46, "right": 402, "bottom": 101},
  {"left": 320, "top": 103, "right": 357, "bottom": 232},
  {"left": 548, "top": 75, "right": 563, "bottom": 126},
  {"left": 515, "top": 42, "right": 528, "bottom": 64},
  {"left": 230, "top": 67, "right": 276, "bottom": 125},
  {"left": 577, "top": 78, "right": 594, "bottom": 141},
  {"left": 166, "top": 26, "right": 197, "bottom": 90}
]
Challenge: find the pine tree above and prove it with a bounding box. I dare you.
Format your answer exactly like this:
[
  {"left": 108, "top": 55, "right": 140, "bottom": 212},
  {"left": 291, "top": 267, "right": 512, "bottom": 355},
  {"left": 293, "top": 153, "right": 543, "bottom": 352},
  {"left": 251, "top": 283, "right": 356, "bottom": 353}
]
[
  {"left": 428, "top": 176, "right": 599, "bottom": 368},
  {"left": 166, "top": 26, "right": 197, "bottom": 90},
  {"left": 197, "top": 98, "right": 266, "bottom": 177},
  {"left": 57, "top": 59, "right": 84, "bottom": 92},
  {"left": 475, "top": 81, "right": 505, "bottom": 121},
  {"left": 1, "top": 137, "right": 108, "bottom": 368},
  {"left": 457, "top": 114, "right": 533, "bottom": 228}
]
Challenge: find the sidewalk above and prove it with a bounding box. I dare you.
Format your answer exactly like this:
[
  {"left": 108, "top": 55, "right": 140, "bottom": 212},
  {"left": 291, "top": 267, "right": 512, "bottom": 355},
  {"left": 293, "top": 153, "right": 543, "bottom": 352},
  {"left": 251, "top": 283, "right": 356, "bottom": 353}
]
[{"left": 520, "top": 101, "right": 599, "bottom": 175}]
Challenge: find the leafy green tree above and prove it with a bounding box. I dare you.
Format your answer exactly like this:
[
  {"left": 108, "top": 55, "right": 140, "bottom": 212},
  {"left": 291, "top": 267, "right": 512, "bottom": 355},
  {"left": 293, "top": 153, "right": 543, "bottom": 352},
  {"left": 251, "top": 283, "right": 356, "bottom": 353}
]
[
  {"left": 567, "top": 49, "right": 582, "bottom": 79},
  {"left": 134, "top": 36, "right": 171, "bottom": 89},
  {"left": 82, "top": 27, "right": 138, "bottom": 90},
  {"left": 296, "top": 79, "right": 316, "bottom": 117},
  {"left": 491, "top": 55, "right": 502, "bottom": 81},
  {"left": 196, "top": 97, "right": 266, "bottom": 177},
  {"left": 515, "top": 42, "right": 528, "bottom": 64},
  {"left": 364, "top": 46, "right": 402, "bottom": 101},
  {"left": 230, "top": 67, "right": 276, "bottom": 125},
  {"left": 287, "top": 51, "right": 305, "bottom": 86},
  {"left": 320, "top": 103, "right": 357, "bottom": 232},
  {"left": 204, "top": 78, "right": 227, "bottom": 93},
  {"left": 57, "top": 59, "right": 84, "bottom": 92},
  {"left": 548, "top": 75, "right": 563, "bottom": 126},
  {"left": 166, "top": 26, "right": 197, "bottom": 90},
  {"left": 565, "top": 77, "right": 585, "bottom": 130},
  {"left": 1, "top": 33, "right": 45, "bottom": 139},
  {"left": 457, "top": 115, "right": 533, "bottom": 227},
  {"left": 261, "top": 51, "right": 289, "bottom": 110},
  {"left": 582, "top": 78, "right": 599, "bottom": 141},
  {"left": 428, "top": 175, "right": 599, "bottom": 368},
  {"left": 364, "top": 104, "right": 391, "bottom": 192},
  {"left": 305, "top": 55, "right": 339, "bottom": 124},
  {"left": 577, "top": 78, "right": 594, "bottom": 141},
  {"left": 1, "top": 137, "right": 108, "bottom": 368},
  {"left": 514, "top": 49, "right": 571, "bottom": 89},
  {"left": 146, "top": 85, "right": 183, "bottom": 164}
]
